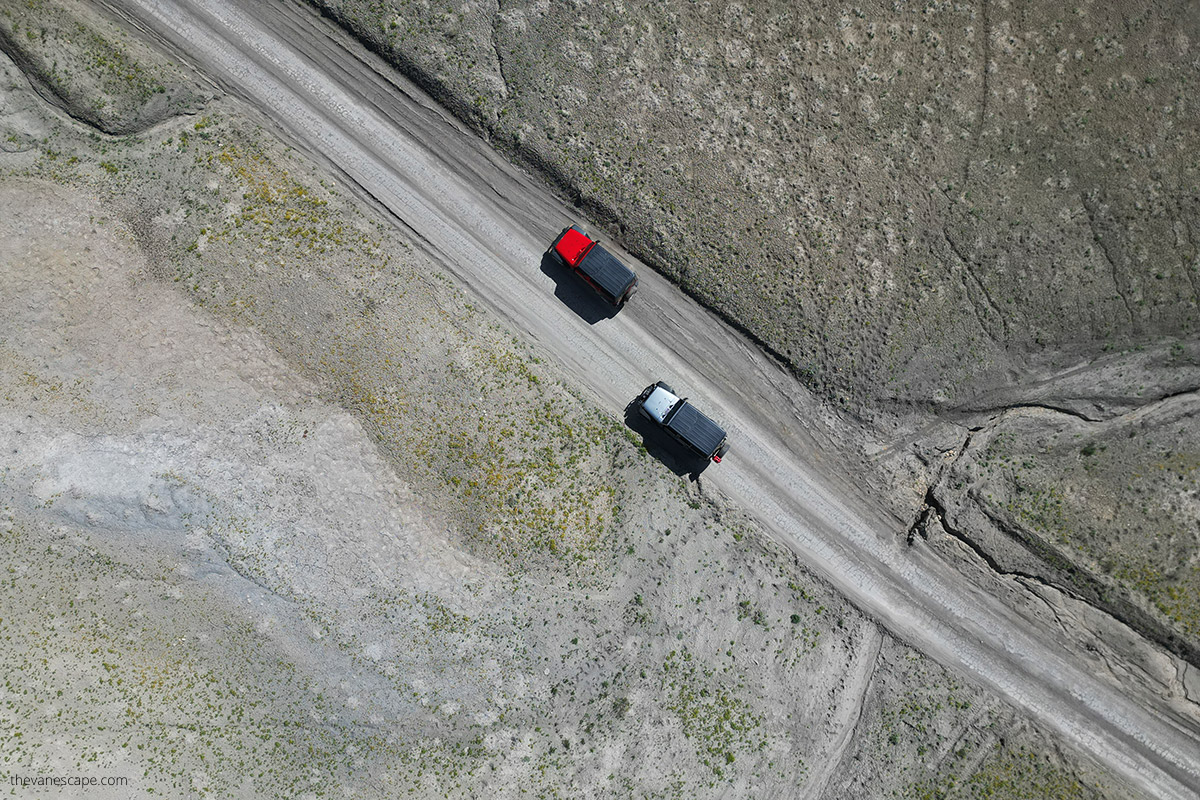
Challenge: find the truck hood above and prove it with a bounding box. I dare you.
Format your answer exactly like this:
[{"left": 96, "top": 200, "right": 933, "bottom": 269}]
[
  {"left": 554, "top": 227, "right": 593, "bottom": 267},
  {"left": 641, "top": 386, "right": 679, "bottom": 423}
]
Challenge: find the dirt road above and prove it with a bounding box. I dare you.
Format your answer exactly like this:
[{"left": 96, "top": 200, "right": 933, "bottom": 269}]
[{"left": 100, "top": 0, "right": 1200, "bottom": 796}]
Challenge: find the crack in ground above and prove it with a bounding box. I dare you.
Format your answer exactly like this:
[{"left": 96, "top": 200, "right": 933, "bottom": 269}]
[
  {"left": 905, "top": 419, "right": 1075, "bottom": 595},
  {"left": 961, "top": 400, "right": 1103, "bottom": 423},
  {"left": 1179, "top": 662, "right": 1200, "bottom": 706},
  {"left": 963, "top": 0, "right": 992, "bottom": 187},
  {"left": 906, "top": 426, "right": 977, "bottom": 544},
  {"left": 1080, "top": 190, "right": 1137, "bottom": 329},
  {"left": 1014, "top": 575, "right": 1073, "bottom": 639},
  {"left": 1020, "top": 574, "right": 1197, "bottom": 700},
  {"left": 942, "top": 225, "right": 1008, "bottom": 344},
  {"left": 915, "top": 416, "right": 1200, "bottom": 669},
  {"left": 956, "top": 384, "right": 1200, "bottom": 424},
  {"left": 489, "top": 0, "right": 510, "bottom": 98},
  {"left": 909, "top": 486, "right": 1065, "bottom": 595},
  {"left": 1182, "top": 215, "right": 1200, "bottom": 304}
]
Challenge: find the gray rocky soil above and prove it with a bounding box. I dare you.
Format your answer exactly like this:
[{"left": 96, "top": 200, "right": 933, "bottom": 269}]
[{"left": 0, "top": 1, "right": 1196, "bottom": 798}]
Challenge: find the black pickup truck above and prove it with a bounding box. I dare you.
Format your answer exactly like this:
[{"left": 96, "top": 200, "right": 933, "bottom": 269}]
[
  {"left": 548, "top": 226, "right": 638, "bottom": 306},
  {"left": 634, "top": 381, "right": 730, "bottom": 463}
]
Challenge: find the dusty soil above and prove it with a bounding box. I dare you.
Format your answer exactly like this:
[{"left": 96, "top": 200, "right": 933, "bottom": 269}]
[
  {"left": 0, "top": 6, "right": 1162, "bottom": 798},
  {"left": 306, "top": 0, "right": 1200, "bottom": 676}
]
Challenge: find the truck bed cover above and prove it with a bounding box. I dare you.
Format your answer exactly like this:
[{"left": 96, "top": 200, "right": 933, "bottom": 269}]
[
  {"left": 665, "top": 402, "right": 726, "bottom": 457},
  {"left": 578, "top": 245, "right": 637, "bottom": 299}
]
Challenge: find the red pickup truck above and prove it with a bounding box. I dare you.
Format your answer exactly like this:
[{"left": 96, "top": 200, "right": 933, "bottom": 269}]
[{"left": 548, "top": 226, "right": 639, "bottom": 306}]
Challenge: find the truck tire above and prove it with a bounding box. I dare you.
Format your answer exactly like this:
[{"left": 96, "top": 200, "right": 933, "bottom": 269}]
[{"left": 715, "top": 442, "right": 731, "bottom": 460}]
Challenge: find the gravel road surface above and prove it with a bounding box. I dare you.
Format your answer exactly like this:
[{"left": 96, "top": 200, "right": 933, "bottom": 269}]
[{"left": 100, "top": 0, "right": 1200, "bottom": 796}]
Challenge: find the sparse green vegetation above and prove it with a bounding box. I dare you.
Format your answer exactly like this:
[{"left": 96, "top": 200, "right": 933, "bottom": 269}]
[
  {"left": 950, "top": 410, "right": 1200, "bottom": 645},
  {"left": 660, "top": 648, "right": 765, "bottom": 778},
  {"left": 0, "top": 0, "right": 201, "bottom": 133},
  {"left": 907, "top": 742, "right": 1102, "bottom": 800}
]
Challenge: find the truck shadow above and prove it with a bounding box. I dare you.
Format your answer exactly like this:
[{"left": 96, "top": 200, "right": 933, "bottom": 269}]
[
  {"left": 540, "top": 251, "right": 619, "bottom": 324},
  {"left": 622, "top": 402, "right": 713, "bottom": 481}
]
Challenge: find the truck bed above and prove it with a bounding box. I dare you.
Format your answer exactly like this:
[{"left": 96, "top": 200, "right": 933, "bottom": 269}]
[
  {"left": 665, "top": 402, "right": 726, "bottom": 457},
  {"left": 578, "top": 245, "right": 636, "bottom": 300}
]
